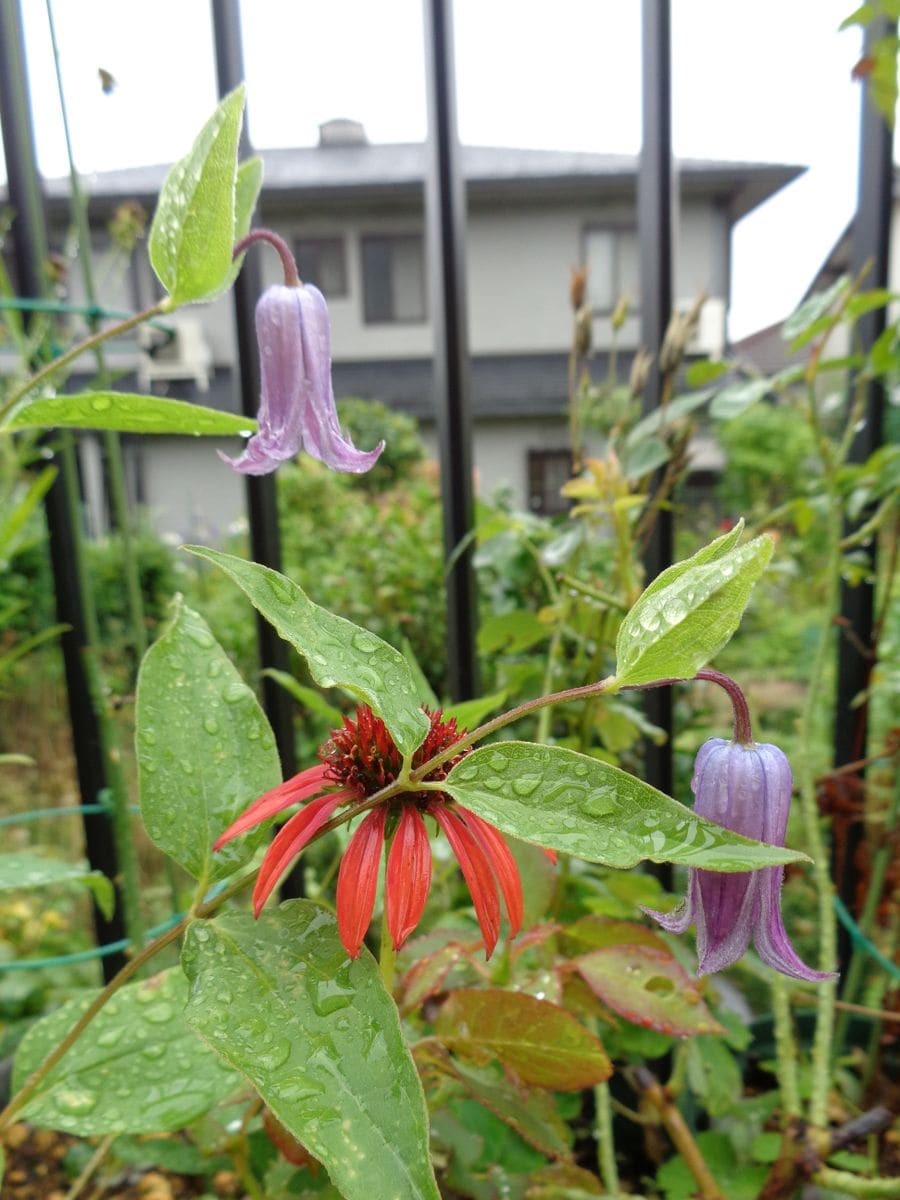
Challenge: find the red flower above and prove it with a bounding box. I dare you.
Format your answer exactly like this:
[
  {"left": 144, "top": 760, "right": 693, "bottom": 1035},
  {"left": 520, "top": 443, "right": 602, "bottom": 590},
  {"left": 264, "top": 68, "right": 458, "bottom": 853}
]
[{"left": 214, "top": 706, "right": 523, "bottom": 959}]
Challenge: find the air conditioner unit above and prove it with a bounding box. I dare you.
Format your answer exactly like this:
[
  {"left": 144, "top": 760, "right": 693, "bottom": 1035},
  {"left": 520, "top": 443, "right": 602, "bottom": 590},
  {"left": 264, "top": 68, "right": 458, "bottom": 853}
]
[
  {"left": 677, "top": 296, "right": 726, "bottom": 360},
  {"left": 138, "top": 318, "right": 214, "bottom": 393}
]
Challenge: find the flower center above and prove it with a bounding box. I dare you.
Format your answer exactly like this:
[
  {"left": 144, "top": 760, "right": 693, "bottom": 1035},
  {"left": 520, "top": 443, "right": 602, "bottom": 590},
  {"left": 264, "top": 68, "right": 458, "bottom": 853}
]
[{"left": 320, "top": 705, "right": 468, "bottom": 803}]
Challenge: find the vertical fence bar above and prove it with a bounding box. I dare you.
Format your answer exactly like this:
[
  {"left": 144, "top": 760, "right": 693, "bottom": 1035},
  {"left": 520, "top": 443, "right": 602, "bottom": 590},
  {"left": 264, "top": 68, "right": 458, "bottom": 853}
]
[
  {"left": 832, "top": 15, "right": 893, "bottom": 970},
  {"left": 210, "top": 0, "right": 298, "bottom": 778},
  {"left": 422, "top": 0, "right": 479, "bottom": 702},
  {"left": 0, "top": 0, "right": 127, "bottom": 978},
  {"left": 637, "top": 0, "right": 674, "bottom": 836}
]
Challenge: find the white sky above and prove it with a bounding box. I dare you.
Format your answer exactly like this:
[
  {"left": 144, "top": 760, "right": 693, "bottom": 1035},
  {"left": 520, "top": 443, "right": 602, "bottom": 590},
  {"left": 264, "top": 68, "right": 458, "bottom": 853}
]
[{"left": 7, "top": 0, "right": 884, "bottom": 340}]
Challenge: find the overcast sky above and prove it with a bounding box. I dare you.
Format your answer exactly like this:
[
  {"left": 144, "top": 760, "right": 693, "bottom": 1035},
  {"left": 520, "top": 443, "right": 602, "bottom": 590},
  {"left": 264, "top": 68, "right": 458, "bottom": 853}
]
[{"left": 7, "top": 1, "right": 886, "bottom": 340}]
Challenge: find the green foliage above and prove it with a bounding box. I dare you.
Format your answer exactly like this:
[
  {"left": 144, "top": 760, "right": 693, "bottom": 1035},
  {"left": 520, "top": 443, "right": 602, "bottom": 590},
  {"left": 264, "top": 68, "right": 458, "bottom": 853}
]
[
  {"left": 4, "top": 392, "right": 256, "bottom": 436},
  {"left": 135, "top": 598, "right": 281, "bottom": 883},
  {"left": 182, "top": 904, "right": 440, "bottom": 1200},
  {"left": 336, "top": 397, "right": 425, "bottom": 490},
  {"left": 716, "top": 403, "right": 818, "bottom": 515}
]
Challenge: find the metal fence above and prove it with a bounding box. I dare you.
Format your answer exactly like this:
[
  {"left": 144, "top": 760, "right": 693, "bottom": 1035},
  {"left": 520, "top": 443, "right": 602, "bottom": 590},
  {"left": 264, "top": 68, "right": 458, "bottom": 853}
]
[{"left": 0, "top": 0, "right": 891, "bottom": 980}]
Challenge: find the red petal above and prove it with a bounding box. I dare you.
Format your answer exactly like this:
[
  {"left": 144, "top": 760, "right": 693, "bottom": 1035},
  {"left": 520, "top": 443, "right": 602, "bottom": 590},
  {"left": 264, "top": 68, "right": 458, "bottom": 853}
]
[
  {"left": 543, "top": 848, "right": 558, "bottom": 865},
  {"left": 386, "top": 806, "right": 432, "bottom": 950},
  {"left": 458, "top": 808, "right": 523, "bottom": 938},
  {"left": 214, "top": 764, "right": 330, "bottom": 850},
  {"left": 430, "top": 804, "right": 501, "bottom": 958},
  {"left": 252, "top": 790, "right": 348, "bottom": 915},
  {"left": 336, "top": 807, "right": 387, "bottom": 958}
]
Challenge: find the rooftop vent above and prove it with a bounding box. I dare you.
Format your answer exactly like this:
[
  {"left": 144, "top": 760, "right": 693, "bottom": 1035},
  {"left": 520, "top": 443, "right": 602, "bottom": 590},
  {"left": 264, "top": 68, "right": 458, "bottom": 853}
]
[{"left": 318, "top": 118, "right": 368, "bottom": 147}]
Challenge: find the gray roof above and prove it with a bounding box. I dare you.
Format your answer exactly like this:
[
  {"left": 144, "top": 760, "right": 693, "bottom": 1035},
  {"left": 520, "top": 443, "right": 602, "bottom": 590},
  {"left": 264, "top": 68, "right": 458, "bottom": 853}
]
[{"left": 38, "top": 143, "right": 803, "bottom": 224}]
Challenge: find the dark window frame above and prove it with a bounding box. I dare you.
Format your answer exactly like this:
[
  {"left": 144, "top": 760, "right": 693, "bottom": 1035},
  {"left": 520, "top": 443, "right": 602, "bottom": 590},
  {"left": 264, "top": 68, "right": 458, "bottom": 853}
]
[
  {"left": 527, "top": 449, "right": 573, "bottom": 517},
  {"left": 580, "top": 222, "right": 640, "bottom": 315},
  {"left": 360, "top": 232, "right": 427, "bottom": 325},
  {"left": 294, "top": 235, "right": 348, "bottom": 298}
]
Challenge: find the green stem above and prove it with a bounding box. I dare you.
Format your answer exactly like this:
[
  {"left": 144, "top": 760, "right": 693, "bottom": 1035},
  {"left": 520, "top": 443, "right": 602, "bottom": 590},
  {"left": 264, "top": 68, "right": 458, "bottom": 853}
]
[
  {"left": 0, "top": 300, "right": 167, "bottom": 421},
  {"left": 535, "top": 625, "right": 564, "bottom": 743},
  {"left": 594, "top": 1078, "right": 620, "bottom": 1197},
  {"left": 800, "top": 381, "right": 842, "bottom": 1129},
  {"left": 811, "top": 1168, "right": 900, "bottom": 1197},
  {"left": 0, "top": 870, "right": 252, "bottom": 1132},
  {"left": 771, "top": 973, "right": 801, "bottom": 1120},
  {"left": 47, "top": 0, "right": 147, "bottom": 669}
]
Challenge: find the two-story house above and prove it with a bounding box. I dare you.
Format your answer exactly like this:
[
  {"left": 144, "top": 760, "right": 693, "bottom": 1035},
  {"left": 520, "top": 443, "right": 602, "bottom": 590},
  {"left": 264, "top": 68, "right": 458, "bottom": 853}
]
[{"left": 33, "top": 119, "right": 801, "bottom": 537}]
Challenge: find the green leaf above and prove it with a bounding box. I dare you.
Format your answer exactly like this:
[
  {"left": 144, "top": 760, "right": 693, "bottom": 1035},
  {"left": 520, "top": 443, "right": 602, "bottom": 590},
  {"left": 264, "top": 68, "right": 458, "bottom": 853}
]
[
  {"left": 261, "top": 670, "right": 344, "bottom": 728},
  {"left": 136, "top": 598, "right": 281, "bottom": 882},
  {"left": 184, "top": 547, "right": 430, "bottom": 757},
  {"left": 444, "top": 690, "right": 508, "bottom": 732},
  {"left": 782, "top": 274, "right": 849, "bottom": 343},
  {"left": 575, "top": 946, "right": 723, "bottom": 1036},
  {"left": 444, "top": 742, "right": 809, "bottom": 872},
  {"left": 684, "top": 359, "right": 731, "bottom": 387},
  {"left": 709, "top": 377, "right": 772, "bottom": 420},
  {"left": 478, "top": 610, "right": 548, "bottom": 655},
  {"left": 0, "top": 852, "right": 114, "bottom": 918},
  {"left": 614, "top": 533, "right": 773, "bottom": 686},
  {"left": 434, "top": 989, "right": 610, "bottom": 1090},
  {"left": 149, "top": 85, "right": 245, "bottom": 305},
  {"left": 181, "top": 904, "right": 440, "bottom": 1200},
  {"left": 221, "top": 155, "right": 264, "bottom": 293},
  {"left": 440, "top": 1058, "right": 573, "bottom": 1160},
  {"left": 13, "top": 969, "right": 241, "bottom": 1135},
  {"left": 624, "top": 389, "right": 714, "bottom": 447},
  {"left": 686, "top": 1037, "right": 744, "bottom": 1117},
  {"left": 0, "top": 465, "right": 56, "bottom": 554},
  {"left": 623, "top": 435, "right": 670, "bottom": 480},
  {"left": 6, "top": 392, "right": 255, "bottom": 436}
]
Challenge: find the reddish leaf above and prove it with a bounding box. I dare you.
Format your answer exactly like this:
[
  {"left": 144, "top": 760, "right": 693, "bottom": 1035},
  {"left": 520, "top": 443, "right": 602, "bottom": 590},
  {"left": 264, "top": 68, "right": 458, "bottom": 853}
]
[
  {"left": 434, "top": 988, "right": 611, "bottom": 1090},
  {"left": 575, "top": 945, "right": 723, "bottom": 1036},
  {"left": 526, "top": 1162, "right": 603, "bottom": 1198},
  {"left": 399, "top": 941, "right": 467, "bottom": 1015},
  {"left": 561, "top": 915, "right": 669, "bottom": 956}
]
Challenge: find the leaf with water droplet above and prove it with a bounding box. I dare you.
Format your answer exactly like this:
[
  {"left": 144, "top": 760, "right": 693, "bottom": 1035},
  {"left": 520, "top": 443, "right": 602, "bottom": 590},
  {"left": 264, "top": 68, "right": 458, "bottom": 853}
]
[
  {"left": 443, "top": 742, "right": 810, "bottom": 872},
  {"left": 0, "top": 852, "right": 114, "bottom": 918},
  {"left": 182, "top": 904, "right": 440, "bottom": 1200},
  {"left": 614, "top": 526, "right": 774, "bottom": 686},
  {"left": 12, "top": 969, "right": 240, "bottom": 1136},
  {"left": 434, "top": 989, "right": 610, "bottom": 1089},
  {"left": 184, "top": 547, "right": 430, "bottom": 757},
  {"left": 575, "top": 945, "right": 723, "bottom": 1036},
  {"left": 148, "top": 85, "right": 247, "bottom": 305},
  {"left": 136, "top": 596, "right": 280, "bottom": 882},
  {"left": 5, "top": 392, "right": 256, "bottom": 437}
]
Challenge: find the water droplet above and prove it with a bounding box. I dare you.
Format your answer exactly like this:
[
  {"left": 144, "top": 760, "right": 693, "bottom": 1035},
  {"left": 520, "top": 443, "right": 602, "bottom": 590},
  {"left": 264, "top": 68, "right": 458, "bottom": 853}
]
[
  {"left": 452, "top": 765, "right": 478, "bottom": 783},
  {"left": 141, "top": 1042, "right": 166, "bottom": 1060},
  {"left": 185, "top": 623, "right": 215, "bottom": 649},
  {"left": 573, "top": 763, "right": 590, "bottom": 778},
  {"left": 207, "top": 659, "right": 224, "bottom": 679},
  {"left": 580, "top": 787, "right": 617, "bottom": 818},
  {"left": 203, "top": 716, "right": 220, "bottom": 735},
  {"left": 96, "top": 1028, "right": 121, "bottom": 1048},
  {"left": 488, "top": 752, "right": 509, "bottom": 772},
  {"left": 90, "top": 395, "right": 112, "bottom": 412},
  {"left": 639, "top": 608, "right": 661, "bottom": 633},
  {"left": 351, "top": 632, "right": 379, "bottom": 654},
  {"left": 256, "top": 1037, "right": 291, "bottom": 1070},
  {"left": 663, "top": 598, "right": 687, "bottom": 625},
  {"left": 139, "top": 729, "right": 157, "bottom": 747},
  {"left": 483, "top": 777, "right": 504, "bottom": 791},
  {"left": 512, "top": 775, "right": 540, "bottom": 797},
  {"left": 56, "top": 1088, "right": 97, "bottom": 1114},
  {"left": 144, "top": 1002, "right": 174, "bottom": 1024}
]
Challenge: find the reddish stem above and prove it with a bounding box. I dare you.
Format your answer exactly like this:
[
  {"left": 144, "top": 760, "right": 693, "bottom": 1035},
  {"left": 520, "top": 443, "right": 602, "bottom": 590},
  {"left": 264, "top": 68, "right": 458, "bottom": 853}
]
[{"left": 233, "top": 228, "right": 301, "bottom": 287}]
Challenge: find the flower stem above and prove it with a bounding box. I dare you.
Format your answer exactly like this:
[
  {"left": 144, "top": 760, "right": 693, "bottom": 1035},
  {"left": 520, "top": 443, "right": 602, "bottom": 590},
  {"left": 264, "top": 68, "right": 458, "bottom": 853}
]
[
  {"left": 0, "top": 301, "right": 168, "bottom": 420},
  {"left": 233, "top": 229, "right": 300, "bottom": 287},
  {"left": 771, "top": 973, "right": 801, "bottom": 1120},
  {"left": 631, "top": 1067, "right": 724, "bottom": 1200},
  {"left": 594, "top": 1078, "right": 620, "bottom": 1197}
]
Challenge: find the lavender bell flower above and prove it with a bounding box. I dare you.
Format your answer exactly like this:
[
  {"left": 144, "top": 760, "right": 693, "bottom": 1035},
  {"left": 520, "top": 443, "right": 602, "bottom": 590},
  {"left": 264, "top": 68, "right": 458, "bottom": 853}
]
[
  {"left": 644, "top": 737, "right": 834, "bottom": 982},
  {"left": 221, "top": 283, "right": 384, "bottom": 476}
]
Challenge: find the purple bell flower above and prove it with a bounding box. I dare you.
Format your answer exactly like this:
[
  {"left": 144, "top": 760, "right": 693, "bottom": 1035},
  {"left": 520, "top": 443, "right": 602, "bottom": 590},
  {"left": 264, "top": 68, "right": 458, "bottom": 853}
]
[
  {"left": 221, "top": 283, "right": 384, "bottom": 476},
  {"left": 644, "top": 737, "right": 834, "bottom": 982}
]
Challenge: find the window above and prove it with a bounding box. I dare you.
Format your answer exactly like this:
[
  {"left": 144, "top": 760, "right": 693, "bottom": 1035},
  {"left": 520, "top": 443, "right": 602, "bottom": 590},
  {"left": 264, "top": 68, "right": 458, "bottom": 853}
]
[
  {"left": 528, "top": 450, "right": 573, "bottom": 516},
  {"left": 361, "top": 235, "right": 426, "bottom": 323},
  {"left": 583, "top": 227, "right": 640, "bottom": 312},
  {"left": 294, "top": 237, "right": 347, "bottom": 297}
]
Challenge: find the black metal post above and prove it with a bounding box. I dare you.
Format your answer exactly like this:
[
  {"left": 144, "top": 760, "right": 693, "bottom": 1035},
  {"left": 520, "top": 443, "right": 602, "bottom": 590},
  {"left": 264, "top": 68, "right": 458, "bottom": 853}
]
[
  {"left": 0, "top": 0, "right": 127, "bottom": 978},
  {"left": 638, "top": 0, "right": 674, "bottom": 832},
  {"left": 422, "top": 0, "right": 479, "bottom": 702},
  {"left": 210, "top": 1, "right": 298, "bottom": 779},
  {"left": 832, "top": 15, "right": 893, "bottom": 969}
]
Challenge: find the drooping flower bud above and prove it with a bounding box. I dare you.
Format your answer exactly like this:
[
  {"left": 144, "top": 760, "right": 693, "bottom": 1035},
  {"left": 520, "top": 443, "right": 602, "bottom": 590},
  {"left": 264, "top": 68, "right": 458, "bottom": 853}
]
[
  {"left": 221, "top": 282, "right": 383, "bottom": 476},
  {"left": 644, "top": 738, "right": 835, "bottom": 982}
]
